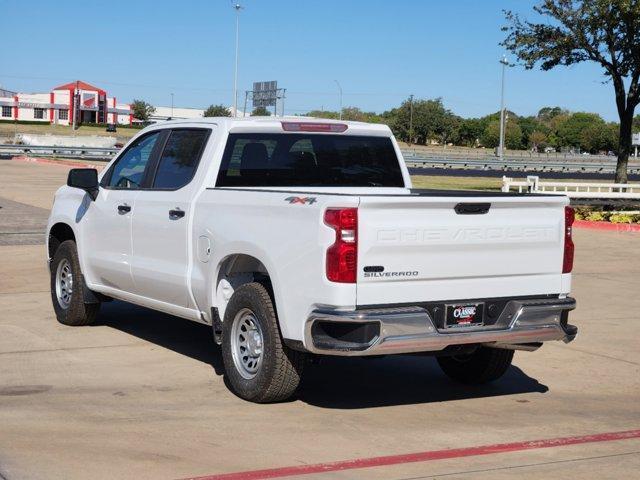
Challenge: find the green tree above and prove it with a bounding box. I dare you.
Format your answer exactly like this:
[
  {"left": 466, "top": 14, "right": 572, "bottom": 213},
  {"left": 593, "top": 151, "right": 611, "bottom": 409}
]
[
  {"left": 537, "top": 106, "right": 569, "bottom": 126},
  {"left": 387, "top": 97, "right": 459, "bottom": 145},
  {"left": 518, "top": 115, "right": 545, "bottom": 148},
  {"left": 481, "top": 119, "right": 523, "bottom": 150},
  {"left": 457, "top": 118, "right": 485, "bottom": 147},
  {"left": 204, "top": 104, "right": 231, "bottom": 117},
  {"left": 305, "top": 110, "right": 340, "bottom": 120},
  {"left": 502, "top": 0, "right": 640, "bottom": 182},
  {"left": 130, "top": 99, "right": 155, "bottom": 122},
  {"left": 529, "top": 130, "right": 549, "bottom": 150},
  {"left": 633, "top": 114, "right": 640, "bottom": 132},
  {"left": 556, "top": 112, "right": 606, "bottom": 149},
  {"left": 251, "top": 106, "right": 271, "bottom": 116},
  {"left": 581, "top": 122, "right": 619, "bottom": 152}
]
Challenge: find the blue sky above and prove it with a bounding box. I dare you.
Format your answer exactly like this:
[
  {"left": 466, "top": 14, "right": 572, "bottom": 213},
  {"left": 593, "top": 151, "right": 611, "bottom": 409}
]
[{"left": 0, "top": 0, "right": 620, "bottom": 120}]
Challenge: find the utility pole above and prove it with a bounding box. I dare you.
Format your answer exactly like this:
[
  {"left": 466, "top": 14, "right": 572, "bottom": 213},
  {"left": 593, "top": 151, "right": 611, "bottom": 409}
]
[
  {"left": 334, "top": 80, "right": 343, "bottom": 120},
  {"left": 498, "top": 55, "right": 509, "bottom": 160},
  {"left": 409, "top": 94, "right": 414, "bottom": 145},
  {"left": 72, "top": 80, "right": 78, "bottom": 131},
  {"left": 281, "top": 88, "right": 286, "bottom": 117},
  {"left": 170, "top": 93, "right": 174, "bottom": 119},
  {"left": 232, "top": 3, "right": 243, "bottom": 117}
]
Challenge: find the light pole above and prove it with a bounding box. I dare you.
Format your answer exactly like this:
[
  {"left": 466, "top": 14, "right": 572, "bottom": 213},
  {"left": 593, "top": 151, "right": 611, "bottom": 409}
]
[
  {"left": 498, "top": 55, "right": 509, "bottom": 160},
  {"left": 409, "top": 94, "right": 414, "bottom": 145},
  {"left": 232, "top": 3, "right": 243, "bottom": 117},
  {"left": 170, "top": 93, "right": 174, "bottom": 119},
  {"left": 334, "top": 80, "right": 343, "bottom": 120}
]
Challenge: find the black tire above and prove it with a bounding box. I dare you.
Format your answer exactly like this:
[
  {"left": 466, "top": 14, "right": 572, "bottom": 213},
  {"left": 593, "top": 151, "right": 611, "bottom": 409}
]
[
  {"left": 221, "top": 282, "right": 304, "bottom": 403},
  {"left": 50, "top": 240, "right": 100, "bottom": 326},
  {"left": 437, "top": 347, "right": 514, "bottom": 384}
]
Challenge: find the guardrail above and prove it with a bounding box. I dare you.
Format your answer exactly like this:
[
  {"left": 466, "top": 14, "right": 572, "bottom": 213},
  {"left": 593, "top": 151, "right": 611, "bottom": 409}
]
[
  {"left": 0, "top": 144, "right": 118, "bottom": 160},
  {"left": 401, "top": 147, "right": 616, "bottom": 162},
  {"left": 502, "top": 175, "right": 640, "bottom": 199},
  {"left": 402, "top": 150, "right": 640, "bottom": 175}
]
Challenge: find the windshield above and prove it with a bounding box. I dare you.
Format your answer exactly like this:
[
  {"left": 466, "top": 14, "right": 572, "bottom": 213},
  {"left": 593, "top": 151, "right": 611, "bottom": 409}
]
[{"left": 216, "top": 133, "right": 405, "bottom": 187}]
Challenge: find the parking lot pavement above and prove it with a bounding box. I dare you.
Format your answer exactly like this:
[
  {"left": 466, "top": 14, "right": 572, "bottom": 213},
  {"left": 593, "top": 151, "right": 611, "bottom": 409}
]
[{"left": 0, "top": 159, "right": 639, "bottom": 480}]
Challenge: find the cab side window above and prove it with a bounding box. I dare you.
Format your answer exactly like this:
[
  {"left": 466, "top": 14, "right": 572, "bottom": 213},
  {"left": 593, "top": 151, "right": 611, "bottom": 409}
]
[
  {"left": 105, "top": 132, "right": 161, "bottom": 189},
  {"left": 152, "top": 129, "right": 210, "bottom": 189}
]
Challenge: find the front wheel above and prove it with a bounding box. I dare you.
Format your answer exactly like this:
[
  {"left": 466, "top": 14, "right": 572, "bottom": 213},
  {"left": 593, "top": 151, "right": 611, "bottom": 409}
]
[
  {"left": 436, "top": 347, "right": 514, "bottom": 384},
  {"left": 221, "top": 282, "right": 304, "bottom": 403},
  {"left": 50, "top": 240, "right": 100, "bottom": 326}
]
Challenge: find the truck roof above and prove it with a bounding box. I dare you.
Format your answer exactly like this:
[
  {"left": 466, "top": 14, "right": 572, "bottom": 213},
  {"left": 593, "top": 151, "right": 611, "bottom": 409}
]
[{"left": 152, "top": 116, "right": 393, "bottom": 136}]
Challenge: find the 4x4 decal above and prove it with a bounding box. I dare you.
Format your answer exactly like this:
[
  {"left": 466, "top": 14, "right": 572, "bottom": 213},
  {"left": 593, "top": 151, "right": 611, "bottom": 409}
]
[{"left": 285, "top": 196, "right": 317, "bottom": 205}]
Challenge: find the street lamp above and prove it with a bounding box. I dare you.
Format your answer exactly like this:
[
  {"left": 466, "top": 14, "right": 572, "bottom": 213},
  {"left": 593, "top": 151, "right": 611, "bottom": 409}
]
[
  {"left": 498, "top": 55, "right": 509, "bottom": 161},
  {"left": 232, "top": 3, "right": 243, "bottom": 117},
  {"left": 409, "top": 94, "right": 414, "bottom": 145},
  {"left": 334, "top": 80, "right": 343, "bottom": 120},
  {"left": 170, "top": 93, "right": 174, "bottom": 119}
]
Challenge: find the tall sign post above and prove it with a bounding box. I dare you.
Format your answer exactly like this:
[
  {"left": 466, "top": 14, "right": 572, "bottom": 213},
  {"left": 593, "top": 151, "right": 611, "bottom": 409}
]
[
  {"left": 633, "top": 132, "right": 640, "bottom": 158},
  {"left": 247, "top": 81, "right": 285, "bottom": 116}
]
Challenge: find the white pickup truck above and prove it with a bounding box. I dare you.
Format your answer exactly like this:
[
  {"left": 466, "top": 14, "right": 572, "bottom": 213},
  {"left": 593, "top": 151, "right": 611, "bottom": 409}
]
[{"left": 47, "top": 118, "right": 577, "bottom": 402}]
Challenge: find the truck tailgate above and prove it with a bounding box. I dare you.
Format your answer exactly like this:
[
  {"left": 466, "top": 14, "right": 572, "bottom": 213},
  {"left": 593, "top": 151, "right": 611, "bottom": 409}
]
[{"left": 356, "top": 194, "right": 568, "bottom": 306}]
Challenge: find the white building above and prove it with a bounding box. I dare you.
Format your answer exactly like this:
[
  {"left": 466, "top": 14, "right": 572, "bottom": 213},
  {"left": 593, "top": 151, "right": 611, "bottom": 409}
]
[
  {"left": 149, "top": 106, "right": 205, "bottom": 122},
  {"left": 0, "top": 80, "right": 132, "bottom": 126}
]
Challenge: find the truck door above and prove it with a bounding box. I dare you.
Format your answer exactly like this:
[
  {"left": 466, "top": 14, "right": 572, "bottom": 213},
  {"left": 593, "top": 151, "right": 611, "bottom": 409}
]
[
  {"left": 81, "top": 131, "right": 163, "bottom": 292},
  {"left": 130, "top": 127, "right": 212, "bottom": 308}
]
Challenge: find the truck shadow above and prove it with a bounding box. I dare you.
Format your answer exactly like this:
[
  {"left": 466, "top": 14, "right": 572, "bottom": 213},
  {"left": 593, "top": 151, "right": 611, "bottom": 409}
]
[
  {"left": 97, "top": 301, "right": 548, "bottom": 408},
  {"left": 298, "top": 356, "right": 548, "bottom": 409},
  {"left": 95, "top": 301, "right": 226, "bottom": 376}
]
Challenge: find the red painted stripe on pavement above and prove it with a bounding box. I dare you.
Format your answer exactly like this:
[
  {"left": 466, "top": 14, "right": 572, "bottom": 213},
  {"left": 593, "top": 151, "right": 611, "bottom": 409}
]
[
  {"left": 574, "top": 219, "right": 640, "bottom": 233},
  {"left": 184, "top": 429, "right": 640, "bottom": 480},
  {"left": 11, "top": 155, "right": 105, "bottom": 170}
]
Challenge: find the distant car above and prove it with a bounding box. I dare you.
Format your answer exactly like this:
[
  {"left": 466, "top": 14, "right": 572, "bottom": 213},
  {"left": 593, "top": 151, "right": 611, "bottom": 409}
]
[
  {"left": 544, "top": 146, "right": 556, "bottom": 153},
  {"left": 582, "top": 152, "right": 591, "bottom": 156},
  {"left": 106, "top": 124, "right": 117, "bottom": 132}
]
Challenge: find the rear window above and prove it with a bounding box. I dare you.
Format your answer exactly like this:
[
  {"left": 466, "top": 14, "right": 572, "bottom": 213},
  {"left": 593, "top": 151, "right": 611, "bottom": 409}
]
[{"left": 216, "top": 133, "right": 404, "bottom": 187}]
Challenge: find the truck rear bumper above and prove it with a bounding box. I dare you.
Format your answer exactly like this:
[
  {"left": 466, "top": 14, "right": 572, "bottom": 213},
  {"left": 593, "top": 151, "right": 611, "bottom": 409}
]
[{"left": 304, "top": 297, "right": 577, "bottom": 356}]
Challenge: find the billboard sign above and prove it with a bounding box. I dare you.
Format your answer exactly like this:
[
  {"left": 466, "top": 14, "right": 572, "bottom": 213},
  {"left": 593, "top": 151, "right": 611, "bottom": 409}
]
[
  {"left": 253, "top": 81, "right": 278, "bottom": 107},
  {"left": 633, "top": 133, "right": 640, "bottom": 146}
]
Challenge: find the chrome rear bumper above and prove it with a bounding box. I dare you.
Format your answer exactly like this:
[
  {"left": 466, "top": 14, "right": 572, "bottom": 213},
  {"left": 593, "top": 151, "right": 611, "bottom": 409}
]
[{"left": 305, "top": 297, "right": 577, "bottom": 356}]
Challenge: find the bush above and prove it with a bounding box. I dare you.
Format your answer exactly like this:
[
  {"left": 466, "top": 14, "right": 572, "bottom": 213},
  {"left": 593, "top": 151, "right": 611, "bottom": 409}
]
[
  {"left": 0, "top": 120, "right": 52, "bottom": 126},
  {"left": 586, "top": 211, "right": 609, "bottom": 222},
  {"left": 609, "top": 213, "right": 639, "bottom": 224}
]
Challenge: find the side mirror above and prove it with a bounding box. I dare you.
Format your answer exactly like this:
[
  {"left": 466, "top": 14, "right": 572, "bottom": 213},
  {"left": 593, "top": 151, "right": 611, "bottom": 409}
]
[{"left": 67, "top": 168, "right": 99, "bottom": 201}]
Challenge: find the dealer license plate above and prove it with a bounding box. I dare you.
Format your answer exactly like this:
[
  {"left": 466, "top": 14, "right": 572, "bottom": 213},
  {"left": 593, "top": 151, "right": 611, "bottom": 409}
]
[{"left": 445, "top": 303, "right": 484, "bottom": 328}]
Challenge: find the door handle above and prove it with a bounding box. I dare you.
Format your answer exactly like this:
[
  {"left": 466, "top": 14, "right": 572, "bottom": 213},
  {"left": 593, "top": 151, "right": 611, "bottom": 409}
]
[
  {"left": 169, "top": 208, "right": 185, "bottom": 220},
  {"left": 117, "top": 204, "right": 131, "bottom": 214}
]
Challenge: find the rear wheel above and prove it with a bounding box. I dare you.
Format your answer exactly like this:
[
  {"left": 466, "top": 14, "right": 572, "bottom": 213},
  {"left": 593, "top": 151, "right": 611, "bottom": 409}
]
[
  {"left": 50, "top": 240, "right": 100, "bottom": 326},
  {"left": 437, "top": 347, "right": 514, "bottom": 384},
  {"left": 221, "top": 282, "right": 304, "bottom": 403}
]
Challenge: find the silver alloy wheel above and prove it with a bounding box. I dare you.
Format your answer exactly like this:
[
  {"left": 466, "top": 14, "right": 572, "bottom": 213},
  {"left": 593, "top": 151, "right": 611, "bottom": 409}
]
[
  {"left": 230, "top": 308, "right": 264, "bottom": 380},
  {"left": 55, "top": 258, "right": 73, "bottom": 309}
]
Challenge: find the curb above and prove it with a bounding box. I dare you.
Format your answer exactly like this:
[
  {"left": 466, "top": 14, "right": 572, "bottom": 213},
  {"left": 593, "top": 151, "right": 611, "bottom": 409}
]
[
  {"left": 11, "top": 155, "right": 105, "bottom": 170},
  {"left": 574, "top": 219, "right": 640, "bottom": 233}
]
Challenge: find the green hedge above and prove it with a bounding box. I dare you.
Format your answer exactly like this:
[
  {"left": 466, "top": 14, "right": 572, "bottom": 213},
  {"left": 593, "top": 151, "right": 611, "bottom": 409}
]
[
  {"left": 574, "top": 207, "right": 640, "bottom": 224},
  {"left": 0, "top": 119, "right": 53, "bottom": 126}
]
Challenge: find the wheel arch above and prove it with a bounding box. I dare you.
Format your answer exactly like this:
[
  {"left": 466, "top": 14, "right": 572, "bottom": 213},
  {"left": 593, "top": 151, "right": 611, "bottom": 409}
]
[
  {"left": 213, "top": 253, "right": 278, "bottom": 328},
  {"left": 48, "top": 222, "right": 76, "bottom": 261}
]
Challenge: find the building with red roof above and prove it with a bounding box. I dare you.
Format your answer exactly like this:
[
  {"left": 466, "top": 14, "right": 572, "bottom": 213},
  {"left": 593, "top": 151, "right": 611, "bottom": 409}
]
[{"left": 0, "top": 80, "right": 132, "bottom": 126}]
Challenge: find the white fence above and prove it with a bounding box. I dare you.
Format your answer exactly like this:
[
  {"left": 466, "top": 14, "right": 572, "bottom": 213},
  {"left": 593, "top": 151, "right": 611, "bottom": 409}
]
[{"left": 502, "top": 175, "right": 640, "bottom": 199}]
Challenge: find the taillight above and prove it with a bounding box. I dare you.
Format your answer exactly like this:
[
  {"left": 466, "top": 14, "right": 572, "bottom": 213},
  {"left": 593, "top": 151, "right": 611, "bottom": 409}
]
[
  {"left": 563, "top": 206, "right": 575, "bottom": 273},
  {"left": 324, "top": 208, "right": 358, "bottom": 283}
]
